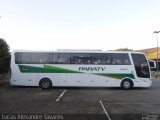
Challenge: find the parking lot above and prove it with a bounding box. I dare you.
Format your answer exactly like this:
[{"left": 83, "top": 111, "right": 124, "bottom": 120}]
[{"left": 0, "top": 79, "right": 160, "bottom": 120}]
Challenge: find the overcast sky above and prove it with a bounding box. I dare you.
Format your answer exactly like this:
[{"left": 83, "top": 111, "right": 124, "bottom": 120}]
[{"left": 0, "top": 0, "right": 160, "bottom": 51}]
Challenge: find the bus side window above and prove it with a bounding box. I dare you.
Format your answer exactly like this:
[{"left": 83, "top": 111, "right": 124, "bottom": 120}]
[
  {"left": 15, "top": 52, "right": 22, "bottom": 64},
  {"left": 58, "top": 53, "right": 71, "bottom": 64},
  {"left": 111, "top": 53, "right": 131, "bottom": 65},
  {"left": 124, "top": 59, "right": 129, "bottom": 65}
]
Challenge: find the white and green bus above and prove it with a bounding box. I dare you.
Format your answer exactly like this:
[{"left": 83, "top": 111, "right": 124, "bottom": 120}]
[{"left": 10, "top": 50, "right": 153, "bottom": 89}]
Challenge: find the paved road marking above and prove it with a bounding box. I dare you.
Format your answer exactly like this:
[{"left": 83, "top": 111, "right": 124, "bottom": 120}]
[
  {"left": 104, "top": 102, "right": 160, "bottom": 105},
  {"left": 100, "top": 100, "right": 111, "bottom": 120},
  {"left": 56, "top": 89, "right": 67, "bottom": 102}
]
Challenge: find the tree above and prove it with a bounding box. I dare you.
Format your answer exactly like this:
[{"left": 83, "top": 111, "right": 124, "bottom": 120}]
[
  {"left": 0, "top": 38, "right": 10, "bottom": 73},
  {"left": 116, "top": 48, "right": 133, "bottom": 51}
]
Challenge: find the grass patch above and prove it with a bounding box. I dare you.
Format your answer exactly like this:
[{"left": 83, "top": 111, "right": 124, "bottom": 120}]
[{"left": 151, "top": 72, "right": 160, "bottom": 79}]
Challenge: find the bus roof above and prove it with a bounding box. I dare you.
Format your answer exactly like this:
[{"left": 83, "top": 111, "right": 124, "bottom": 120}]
[{"left": 12, "top": 49, "right": 144, "bottom": 54}]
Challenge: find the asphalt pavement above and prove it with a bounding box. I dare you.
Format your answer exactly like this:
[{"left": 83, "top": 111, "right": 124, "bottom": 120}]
[{"left": 0, "top": 79, "right": 160, "bottom": 120}]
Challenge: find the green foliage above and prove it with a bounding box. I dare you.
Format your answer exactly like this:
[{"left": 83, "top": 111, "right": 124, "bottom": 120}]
[
  {"left": 0, "top": 38, "right": 11, "bottom": 73},
  {"left": 116, "top": 48, "right": 133, "bottom": 51},
  {"left": 152, "top": 72, "right": 160, "bottom": 79}
]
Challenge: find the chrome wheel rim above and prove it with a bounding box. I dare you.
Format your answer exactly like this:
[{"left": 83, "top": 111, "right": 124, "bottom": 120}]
[
  {"left": 42, "top": 81, "right": 49, "bottom": 88},
  {"left": 123, "top": 81, "right": 130, "bottom": 89}
]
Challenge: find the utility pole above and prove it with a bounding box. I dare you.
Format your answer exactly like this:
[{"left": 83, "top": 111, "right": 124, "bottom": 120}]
[{"left": 153, "top": 31, "right": 160, "bottom": 72}]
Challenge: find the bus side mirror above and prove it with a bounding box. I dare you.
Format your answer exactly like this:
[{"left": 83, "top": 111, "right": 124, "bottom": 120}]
[{"left": 148, "top": 59, "right": 156, "bottom": 68}]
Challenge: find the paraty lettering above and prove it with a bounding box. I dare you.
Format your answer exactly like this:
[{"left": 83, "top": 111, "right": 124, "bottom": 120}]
[{"left": 79, "top": 67, "right": 106, "bottom": 71}]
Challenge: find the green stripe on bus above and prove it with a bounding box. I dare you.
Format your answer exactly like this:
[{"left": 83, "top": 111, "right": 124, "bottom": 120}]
[
  {"left": 44, "top": 65, "right": 81, "bottom": 73},
  {"left": 18, "top": 65, "right": 81, "bottom": 73},
  {"left": 18, "top": 65, "right": 135, "bottom": 79},
  {"left": 95, "top": 73, "right": 135, "bottom": 79}
]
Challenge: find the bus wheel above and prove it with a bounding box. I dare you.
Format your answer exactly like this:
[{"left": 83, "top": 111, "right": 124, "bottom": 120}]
[
  {"left": 121, "top": 79, "right": 133, "bottom": 90},
  {"left": 39, "top": 78, "right": 52, "bottom": 89}
]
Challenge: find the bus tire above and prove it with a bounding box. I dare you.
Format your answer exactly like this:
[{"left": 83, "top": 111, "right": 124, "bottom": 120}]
[
  {"left": 121, "top": 79, "right": 133, "bottom": 90},
  {"left": 39, "top": 78, "right": 52, "bottom": 89}
]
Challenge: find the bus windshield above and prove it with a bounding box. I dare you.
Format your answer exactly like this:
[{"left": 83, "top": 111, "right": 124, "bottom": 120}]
[{"left": 131, "top": 53, "right": 150, "bottom": 78}]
